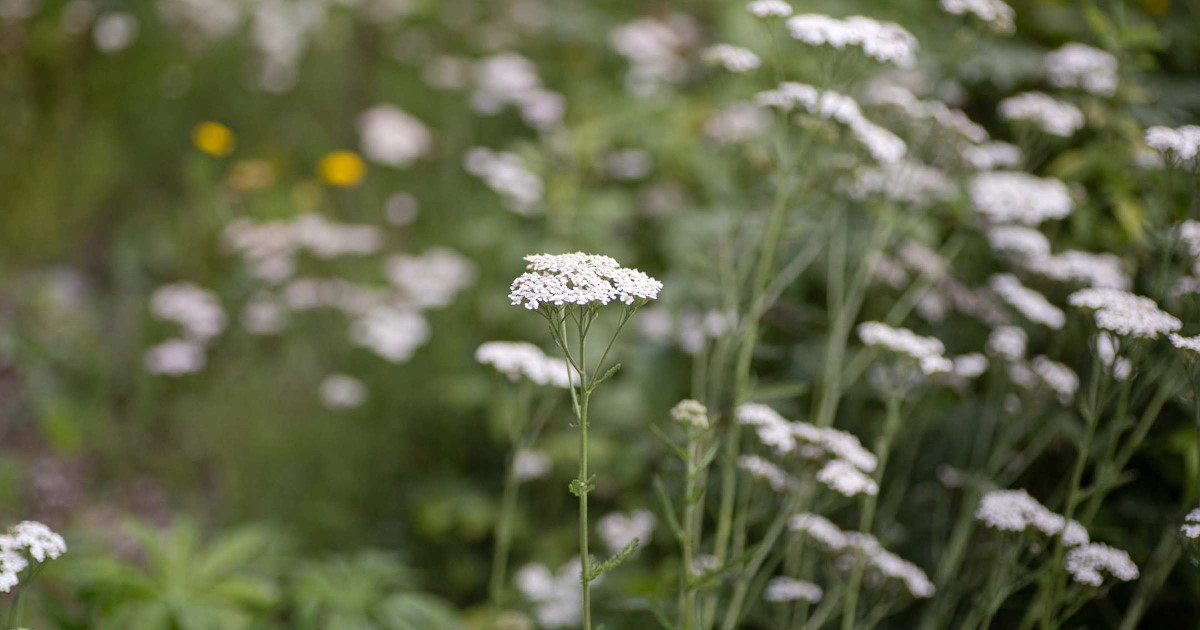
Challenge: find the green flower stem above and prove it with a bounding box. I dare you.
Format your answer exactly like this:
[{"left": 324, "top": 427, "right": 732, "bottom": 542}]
[
  {"left": 575, "top": 314, "right": 593, "bottom": 630},
  {"left": 720, "top": 493, "right": 802, "bottom": 630},
  {"left": 490, "top": 454, "right": 521, "bottom": 607},
  {"left": 842, "top": 394, "right": 902, "bottom": 630},
  {"left": 1039, "top": 345, "right": 1108, "bottom": 629},
  {"left": 680, "top": 434, "right": 701, "bottom": 630}
]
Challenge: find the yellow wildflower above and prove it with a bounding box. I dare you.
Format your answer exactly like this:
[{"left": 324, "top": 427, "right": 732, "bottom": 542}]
[
  {"left": 192, "top": 121, "right": 235, "bottom": 157},
  {"left": 318, "top": 151, "right": 366, "bottom": 188}
]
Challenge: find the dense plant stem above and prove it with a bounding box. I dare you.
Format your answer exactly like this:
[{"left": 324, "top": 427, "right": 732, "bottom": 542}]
[
  {"left": 842, "top": 394, "right": 902, "bottom": 630},
  {"left": 576, "top": 319, "right": 592, "bottom": 630}
]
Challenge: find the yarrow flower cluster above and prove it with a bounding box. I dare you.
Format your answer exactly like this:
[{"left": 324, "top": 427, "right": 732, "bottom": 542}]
[
  {"left": 975, "top": 489, "right": 1089, "bottom": 546},
  {"left": 1144, "top": 125, "right": 1200, "bottom": 164},
  {"left": 786, "top": 14, "right": 918, "bottom": 68},
  {"left": 789, "top": 514, "right": 935, "bottom": 598},
  {"left": 989, "top": 274, "right": 1065, "bottom": 329},
  {"left": 864, "top": 85, "right": 988, "bottom": 144},
  {"left": 470, "top": 53, "right": 565, "bottom": 131},
  {"left": 0, "top": 521, "right": 67, "bottom": 593},
  {"left": 764, "top": 577, "right": 823, "bottom": 603},
  {"left": 150, "top": 282, "right": 227, "bottom": 342},
  {"left": 223, "top": 213, "right": 383, "bottom": 283},
  {"left": 969, "top": 171, "right": 1073, "bottom": 225},
  {"left": 1031, "top": 356, "right": 1080, "bottom": 403},
  {"left": 516, "top": 561, "right": 588, "bottom": 628},
  {"left": 816, "top": 459, "right": 879, "bottom": 497},
  {"left": 508, "top": 252, "right": 662, "bottom": 310},
  {"left": 701, "top": 44, "right": 761, "bottom": 73},
  {"left": 747, "top": 0, "right": 793, "bottom": 19},
  {"left": 670, "top": 399, "right": 709, "bottom": 428},
  {"left": 756, "top": 82, "right": 906, "bottom": 164},
  {"left": 847, "top": 160, "right": 957, "bottom": 208},
  {"left": 476, "top": 341, "right": 576, "bottom": 388},
  {"left": 738, "top": 455, "right": 792, "bottom": 492},
  {"left": 357, "top": 104, "right": 431, "bottom": 168},
  {"left": 986, "top": 325, "right": 1027, "bottom": 360},
  {"left": 998, "top": 92, "right": 1085, "bottom": 137},
  {"left": 1065, "top": 543, "right": 1139, "bottom": 586},
  {"left": 596, "top": 509, "right": 655, "bottom": 554},
  {"left": 988, "top": 226, "right": 1051, "bottom": 258},
  {"left": 513, "top": 448, "right": 553, "bottom": 481},
  {"left": 961, "top": 141, "right": 1023, "bottom": 170},
  {"left": 857, "top": 322, "right": 952, "bottom": 374},
  {"left": 1046, "top": 43, "right": 1118, "bottom": 97},
  {"left": 464, "top": 147, "right": 544, "bottom": 216},
  {"left": 1068, "top": 288, "right": 1181, "bottom": 339},
  {"left": 609, "top": 15, "right": 699, "bottom": 96},
  {"left": 939, "top": 0, "right": 1015, "bottom": 33},
  {"left": 1169, "top": 333, "right": 1200, "bottom": 356},
  {"left": 736, "top": 403, "right": 877, "bottom": 473},
  {"left": 1182, "top": 508, "right": 1200, "bottom": 540},
  {"left": 318, "top": 373, "right": 367, "bottom": 411}
]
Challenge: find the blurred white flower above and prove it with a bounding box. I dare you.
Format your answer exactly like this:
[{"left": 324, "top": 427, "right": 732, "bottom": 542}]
[
  {"left": 1145, "top": 125, "right": 1200, "bottom": 163},
  {"left": 738, "top": 455, "right": 792, "bottom": 492},
  {"left": 986, "top": 325, "right": 1027, "bottom": 361},
  {"left": 975, "top": 489, "right": 1089, "bottom": 545},
  {"left": 476, "top": 341, "right": 576, "bottom": 388},
  {"left": 865, "top": 84, "right": 987, "bottom": 143},
  {"left": 1031, "top": 356, "right": 1078, "bottom": 403},
  {"left": 464, "top": 147, "right": 543, "bottom": 215},
  {"left": 969, "top": 171, "right": 1073, "bottom": 225},
  {"left": 93, "top": 12, "right": 138, "bottom": 53},
  {"left": 817, "top": 459, "right": 878, "bottom": 497},
  {"left": 597, "top": 509, "right": 655, "bottom": 553},
  {"left": 1182, "top": 508, "right": 1200, "bottom": 540},
  {"left": 705, "top": 103, "right": 771, "bottom": 144},
  {"left": 513, "top": 448, "right": 552, "bottom": 481},
  {"left": 610, "top": 15, "right": 698, "bottom": 96},
  {"left": 385, "top": 248, "right": 476, "bottom": 309},
  {"left": 702, "top": 44, "right": 761, "bottom": 73},
  {"left": 150, "top": 282, "right": 227, "bottom": 343},
  {"left": 516, "top": 561, "right": 586, "bottom": 628},
  {"left": 857, "top": 322, "right": 951, "bottom": 374},
  {"left": 961, "top": 141, "right": 1022, "bottom": 170},
  {"left": 350, "top": 307, "right": 430, "bottom": 362},
  {"left": 1046, "top": 43, "right": 1118, "bottom": 96},
  {"left": 144, "top": 339, "right": 206, "bottom": 376},
  {"left": 1068, "top": 288, "right": 1180, "bottom": 339},
  {"left": 757, "top": 82, "right": 906, "bottom": 163},
  {"left": 789, "top": 514, "right": 934, "bottom": 598},
  {"left": 240, "top": 293, "right": 287, "bottom": 335},
  {"left": 604, "top": 149, "right": 653, "bottom": 181},
  {"left": 319, "top": 374, "right": 367, "bottom": 410},
  {"left": 989, "top": 274, "right": 1065, "bottom": 329},
  {"left": 988, "top": 226, "right": 1050, "bottom": 258},
  {"left": 939, "top": 0, "right": 1014, "bottom": 33},
  {"left": 786, "top": 14, "right": 918, "bottom": 68},
  {"left": 764, "top": 577, "right": 822, "bottom": 603},
  {"left": 358, "top": 105, "right": 431, "bottom": 168},
  {"left": 747, "top": 0, "right": 793, "bottom": 19},
  {"left": 998, "top": 92, "right": 1084, "bottom": 137},
  {"left": 384, "top": 192, "right": 419, "bottom": 226}
]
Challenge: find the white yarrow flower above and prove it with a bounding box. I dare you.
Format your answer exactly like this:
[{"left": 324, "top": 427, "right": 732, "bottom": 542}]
[
  {"left": 748, "top": 0, "right": 793, "bottom": 18},
  {"left": 357, "top": 105, "right": 431, "bottom": 168},
  {"left": 1145, "top": 125, "right": 1200, "bottom": 163},
  {"left": 764, "top": 577, "right": 823, "bottom": 603},
  {"left": 998, "top": 92, "right": 1084, "bottom": 137},
  {"left": 1068, "top": 288, "right": 1181, "bottom": 339},
  {"left": 940, "top": 0, "right": 1015, "bottom": 33},
  {"left": 319, "top": 374, "right": 367, "bottom": 410},
  {"left": 969, "top": 171, "right": 1073, "bottom": 225},
  {"left": 597, "top": 509, "right": 655, "bottom": 553},
  {"left": 857, "top": 321, "right": 951, "bottom": 374},
  {"left": 989, "top": 274, "right": 1065, "bottom": 329},
  {"left": 1046, "top": 43, "right": 1118, "bottom": 96},
  {"left": 786, "top": 14, "right": 918, "bottom": 67},
  {"left": 508, "top": 252, "right": 662, "bottom": 310},
  {"left": 738, "top": 455, "right": 792, "bottom": 492},
  {"left": 816, "top": 459, "right": 879, "bottom": 497},
  {"left": 1066, "top": 543, "right": 1139, "bottom": 586},
  {"left": 513, "top": 449, "right": 553, "bottom": 481},
  {"left": 702, "top": 44, "right": 761, "bottom": 73},
  {"left": 671, "top": 399, "right": 710, "bottom": 428}
]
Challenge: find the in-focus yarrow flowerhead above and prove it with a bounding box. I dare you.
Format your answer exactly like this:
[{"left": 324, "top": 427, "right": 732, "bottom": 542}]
[{"left": 509, "top": 253, "right": 662, "bottom": 311}]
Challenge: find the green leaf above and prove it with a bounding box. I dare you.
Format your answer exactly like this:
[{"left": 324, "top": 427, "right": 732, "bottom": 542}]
[
  {"left": 588, "top": 538, "right": 639, "bottom": 582},
  {"left": 654, "top": 477, "right": 686, "bottom": 543},
  {"left": 591, "top": 362, "right": 622, "bottom": 389},
  {"left": 650, "top": 424, "right": 689, "bottom": 462}
]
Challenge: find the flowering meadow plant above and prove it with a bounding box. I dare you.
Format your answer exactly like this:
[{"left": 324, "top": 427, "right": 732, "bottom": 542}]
[{"left": 1, "top": 0, "right": 1200, "bottom": 628}]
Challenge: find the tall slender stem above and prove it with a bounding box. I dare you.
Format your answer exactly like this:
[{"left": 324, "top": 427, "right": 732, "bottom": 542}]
[
  {"left": 842, "top": 394, "right": 902, "bottom": 630},
  {"left": 576, "top": 312, "right": 592, "bottom": 630}
]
